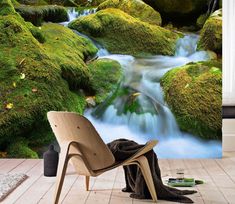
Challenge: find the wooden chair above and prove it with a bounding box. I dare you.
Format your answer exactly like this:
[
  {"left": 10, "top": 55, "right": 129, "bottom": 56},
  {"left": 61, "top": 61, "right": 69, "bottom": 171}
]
[{"left": 47, "top": 111, "right": 158, "bottom": 204}]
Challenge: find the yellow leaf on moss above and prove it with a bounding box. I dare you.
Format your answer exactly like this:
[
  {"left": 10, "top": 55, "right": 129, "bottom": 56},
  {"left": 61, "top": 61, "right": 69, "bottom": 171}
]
[
  {"left": 13, "top": 82, "right": 16, "bottom": 87},
  {"left": 6, "top": 103, "right": 13, "bottom": 110},
  {"left": 132, "top": 92, "right": 141, "bottom": 97},
  {"left": 20, "top": 73, "right": 25, "bottom": 79}
]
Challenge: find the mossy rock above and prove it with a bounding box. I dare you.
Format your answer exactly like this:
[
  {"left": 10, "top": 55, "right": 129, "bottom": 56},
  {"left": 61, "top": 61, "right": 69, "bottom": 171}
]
[
  {"left": 161, "top": 60, "right": 222, "bottom": 140},
  {"left": 45, "top": 0, "right": 78, "bottom": 6},
  {"left": 7, "top": 139, "right": 39, "bottom": 158},
  {"left": 15, "top": 5, "right": 68, "bottom": 26},
  {"left": 69, "top": 8, "right": 179, "bottom": 56},
  {"left": 0, "top": 0, "right": 97, "bottom": 157},
  {"left": 198, "top": 9, "right": 222, "bottom": 54},
  {"left": 85, "top": 0, "right": 106, "bottom": 6},
  {"left": 16, "top": 0, "right": 78, "bottom": 6},
  {"left": 41, "top": 23, "right": 98, "bottom": 90},
  {"left": 98, "top": 0, "right": 162, "bottom": 26},
  {"left": 16, "top": 0, "right": 48, "bottom": 5},
  {"left": 88, "top": 58, "right": 122, "bottom": 104},
  {"left": 0, "top": 0, "right": 16, "bottom": 15}
]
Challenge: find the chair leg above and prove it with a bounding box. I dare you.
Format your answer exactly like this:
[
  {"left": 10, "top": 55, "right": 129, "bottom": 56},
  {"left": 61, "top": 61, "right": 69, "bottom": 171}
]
[
  {"left": 54, "top": 153, "right": 69, "bottom": 204},
  {"left": 85, "top": 176, "right": 90, "bottom": 191},
  {"left": 137, "top": 156, "right": 157, "bottom": 202}
]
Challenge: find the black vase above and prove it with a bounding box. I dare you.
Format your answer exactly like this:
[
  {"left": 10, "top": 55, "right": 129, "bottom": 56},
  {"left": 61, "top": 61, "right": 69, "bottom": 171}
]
[{"left": 43, "top": 144, "right": 59, "bottom": 177}]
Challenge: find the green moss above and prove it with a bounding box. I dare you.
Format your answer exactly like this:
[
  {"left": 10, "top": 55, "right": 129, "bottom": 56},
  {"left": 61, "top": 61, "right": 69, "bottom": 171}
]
[
  {"left": 69, "top": 8, "right": 179, "bottom": 56},
  {"left": 0, "top": 6, "right": 97, "bottom": 157},
  {"left": 98, "top": 0, "right": 162, "bottom": 26},
  {"left": 45, "top": 0, "right": 78, "bottom": 6},
  {"left": 198, "top": 9, "right": 222, "bottom": 54},
  {"left": 26, "top": 22, "right": 45, "bottom": 43},
  {"left": 11, "top": 0, "right": 20, "bottom": 6},
  {"left": 161, "top": 60, "right": 222, "bottom": 140},
  {"left": 196, "top": 13, "right": 208, "bottom": 29},
  {"left": 16, "top": 0, "right": 48, "bottom": 5},
  {"left": 41, "top": 23, "right": 98, "bottom": 90},
  {"left": 15, "top": 5, "right": 68, "bottom": 26},
  {"left": 0, "top": 0, "right": 16, "bottom": 15},
  {"left": 86, "top": 0, "right": 106, "bottom": 6},
  {"left": 88, "top": 58, "right": 122, "bottom": 104},
  {"left": 7, "top": 139, "right": 39, "bottom": 158}
]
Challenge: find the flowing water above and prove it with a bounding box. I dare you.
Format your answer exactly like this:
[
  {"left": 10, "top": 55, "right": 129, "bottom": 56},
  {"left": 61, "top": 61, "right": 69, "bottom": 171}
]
[{"left": 63, "top": 8, "right": 222, "bottom": 158}]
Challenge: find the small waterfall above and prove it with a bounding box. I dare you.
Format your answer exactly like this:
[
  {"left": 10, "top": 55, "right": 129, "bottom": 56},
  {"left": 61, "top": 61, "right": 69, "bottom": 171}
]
[
  {"left": 92, "top": 35, "right": 211, "bottom": 139},
  {"left": 84, "top": 34, "right": 221, "bottom": 158},
  {"left": 60, "top": 8, "right": 221, "bottom": 158},
  {"left": 61, "top": 7, "right": 97, "bottom": 26}
]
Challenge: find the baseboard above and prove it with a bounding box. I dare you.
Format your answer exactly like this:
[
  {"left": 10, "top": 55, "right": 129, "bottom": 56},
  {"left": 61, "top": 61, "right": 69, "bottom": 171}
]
[
  {"left": 223, "top": 134, "right": 235, "bottom": 151},
  {"left": 223, "top": 119, "right": 235, "bottom": 151}
]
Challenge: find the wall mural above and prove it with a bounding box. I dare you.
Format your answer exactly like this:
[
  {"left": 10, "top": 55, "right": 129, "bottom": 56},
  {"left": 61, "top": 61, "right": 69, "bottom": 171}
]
[{"left": 0, "top": 0, "right": 222, "bottom": 158}]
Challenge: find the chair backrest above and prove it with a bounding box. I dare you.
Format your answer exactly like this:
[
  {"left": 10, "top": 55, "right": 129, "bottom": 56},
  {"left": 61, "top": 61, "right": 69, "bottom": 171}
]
[{"left": 47, "top": 111, "right": 115, "bottom": 171}]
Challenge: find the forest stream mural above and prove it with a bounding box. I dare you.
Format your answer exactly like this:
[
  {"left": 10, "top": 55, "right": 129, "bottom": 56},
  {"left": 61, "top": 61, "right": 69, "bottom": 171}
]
[{"left": 0, "top": 0, "right": 222, "bottom": 158}]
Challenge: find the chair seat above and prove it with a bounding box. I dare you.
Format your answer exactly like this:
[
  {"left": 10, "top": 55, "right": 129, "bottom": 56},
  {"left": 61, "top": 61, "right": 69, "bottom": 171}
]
[{"left": 93, "top": 140, "right": 158, "bottom": 175}]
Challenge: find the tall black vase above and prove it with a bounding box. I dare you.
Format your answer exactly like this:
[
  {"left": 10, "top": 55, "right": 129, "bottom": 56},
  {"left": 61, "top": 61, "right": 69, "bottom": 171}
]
[{"left": 43, "top": 144, "right": 59, "bottom": 177}]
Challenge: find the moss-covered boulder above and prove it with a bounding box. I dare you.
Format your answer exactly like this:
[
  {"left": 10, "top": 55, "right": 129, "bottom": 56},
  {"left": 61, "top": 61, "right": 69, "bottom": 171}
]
[
  {"left": 0, "top": 0, "right": 16, "bottom": 15},
  {"left": 0, "top": 0, "right": 97, "bottom": 157},
  {"left": 16, "top": 0, "right": 78, "bottom": 6},
  {"left": 15, "top": 5, "right": 68, "bottom": 26},
  {"left": 41, "top": 23, "right": 98, "bottom": 90},
  {"left": 198, "top": 9, "right": 222, "bottom": 54},
  {"left": 16, "top": 0, "right": 48, "bottom": 5},
  {"left": 88, "top": 58, "right": 122, "bottom": 104},
  {"left": 69, "top": 8, "right": 179, "bottom": 56},
  {"left": 143, "top": 0, "right": 208, "bottom": 25},
  {"left": 98, "top": 0, "right": 161, "bottom": 26},
  {"left": 161, "top": 60, "right": 222, "bottom": 140}
]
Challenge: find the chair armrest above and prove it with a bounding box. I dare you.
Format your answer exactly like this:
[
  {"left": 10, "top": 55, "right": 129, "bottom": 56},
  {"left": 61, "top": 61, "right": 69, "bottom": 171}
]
[{"left": 123, "top": 140, "right": 158, "bottom": 163}]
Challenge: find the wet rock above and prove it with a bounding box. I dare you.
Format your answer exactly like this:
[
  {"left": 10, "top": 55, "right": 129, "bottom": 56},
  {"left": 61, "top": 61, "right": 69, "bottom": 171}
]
[{"left": 15, "top": 5, "right": 69, "bottom": 26}]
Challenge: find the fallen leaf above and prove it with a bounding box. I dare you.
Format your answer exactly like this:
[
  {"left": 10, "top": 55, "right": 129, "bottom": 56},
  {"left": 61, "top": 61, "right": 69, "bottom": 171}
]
[
  {"left": 185, "top": 84, "right": 189, "bottom": 88},
  {"left": 13, "top": 82, "right": 16, "bottom": 87},
  {"left": 32, "top": 88, "right": 38, "bottom": 93},
  {"left": 19, "top": 58, "right": 26, "bottom": 66},
  {"left": 132, "top": 92, "right": 141, "bottom": 97},
  {"left": 5, "top": 103, "right": 13, "bottom": 110},
  {"left": 20, "top": 73, "right": 25, "bottom": 79}
]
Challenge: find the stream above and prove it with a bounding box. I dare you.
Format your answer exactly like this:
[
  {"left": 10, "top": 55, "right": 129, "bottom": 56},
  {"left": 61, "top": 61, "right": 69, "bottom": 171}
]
[{"left": 62, "top": 8, "right": 222, "bottom": 158}]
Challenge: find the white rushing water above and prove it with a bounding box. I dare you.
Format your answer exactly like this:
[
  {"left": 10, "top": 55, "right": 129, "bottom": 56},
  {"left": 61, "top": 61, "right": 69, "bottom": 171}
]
[
  {"left": 61, "top": 7, "right": 97, "bottom": 26},
  {"left": 64, "top": 8, "right": 222, "bottom": 158}
]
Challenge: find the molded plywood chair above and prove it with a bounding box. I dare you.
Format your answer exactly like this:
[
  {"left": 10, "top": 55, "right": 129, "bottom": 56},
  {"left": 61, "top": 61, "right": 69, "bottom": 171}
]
[{"left": 47, "top": 111, "right": 158, "bottom": 204}]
